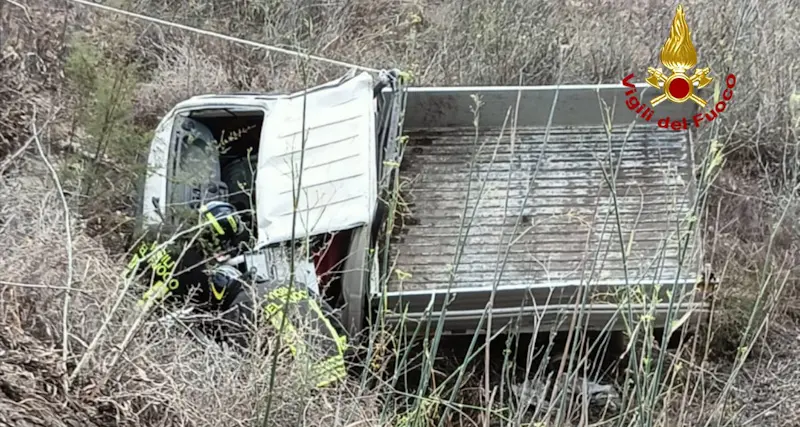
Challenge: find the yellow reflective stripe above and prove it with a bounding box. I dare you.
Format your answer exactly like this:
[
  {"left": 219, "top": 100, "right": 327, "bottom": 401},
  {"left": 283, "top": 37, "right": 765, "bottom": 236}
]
[
  {"left": 122, "top": 254, "right": 139, "bottom": 278},
  {"left": 268, "top": 286, "right": 348, "bottom": 355},
  {"left": 263, "top": 303, "right": 303, "bottom": 356},
  {"left": 204, "top": 211, "right": 225, "bottom": 235},
  {"left": 227, "top": 215, "right": 238, "bottom": 232},
  {"left": 137, "top": 280, "right": 171, "bottom": 308},
  {"left": 306, "top": 298, "right": 348, "bottom": 353},
  {"left": 263, "top": 287, "right": 349, "bottom": 388},
  {"left": 313, "top": 355, "right": 346, "bottom": 373},
  {"left": 313, "top": 370, "right": 346, "bottom": 387},
  {"left": 209, "top": 282, "right": 226, "bottom": 300},
  {"left": 311, "top": 355, "right": 347, "bottom": 387}
]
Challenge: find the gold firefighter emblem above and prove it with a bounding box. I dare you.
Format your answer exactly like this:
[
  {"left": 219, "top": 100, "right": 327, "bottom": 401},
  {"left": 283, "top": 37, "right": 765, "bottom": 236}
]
[{"left": 645, "top": 5, "right": 713, "bottom": 107}]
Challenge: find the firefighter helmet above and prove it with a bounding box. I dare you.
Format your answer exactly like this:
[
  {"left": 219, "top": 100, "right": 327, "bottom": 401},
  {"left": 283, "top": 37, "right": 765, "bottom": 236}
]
[{"left": 199, "top": 201, "right": 242, "bottom": 238}]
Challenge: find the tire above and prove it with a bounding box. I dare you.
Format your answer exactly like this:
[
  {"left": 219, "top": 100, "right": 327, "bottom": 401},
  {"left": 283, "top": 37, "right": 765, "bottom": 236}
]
[{"left": 340, "top": 226, "right": 377, "bottom": 339}]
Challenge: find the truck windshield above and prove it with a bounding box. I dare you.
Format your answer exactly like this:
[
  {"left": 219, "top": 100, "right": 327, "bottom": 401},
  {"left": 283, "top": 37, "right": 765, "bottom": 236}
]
[{"left": 168, "top": 108, "right": 265, "bottom": 229}]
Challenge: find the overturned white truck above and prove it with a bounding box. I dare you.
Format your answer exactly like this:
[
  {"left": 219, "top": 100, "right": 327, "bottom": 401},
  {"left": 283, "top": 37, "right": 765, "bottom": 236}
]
[{"left": 133, "top": 69, "right": 711, "bottom": 347}]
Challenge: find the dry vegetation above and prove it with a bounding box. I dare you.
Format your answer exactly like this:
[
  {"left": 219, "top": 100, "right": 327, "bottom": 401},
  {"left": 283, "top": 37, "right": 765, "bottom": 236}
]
[{"left": 1, "top": 0, "right": 800, "bottom": 426}]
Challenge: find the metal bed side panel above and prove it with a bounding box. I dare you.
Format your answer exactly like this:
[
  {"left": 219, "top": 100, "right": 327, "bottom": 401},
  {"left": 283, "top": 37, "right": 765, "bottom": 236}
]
[{"left": 383, "top": 125, "right": 700, "bottom": 314}]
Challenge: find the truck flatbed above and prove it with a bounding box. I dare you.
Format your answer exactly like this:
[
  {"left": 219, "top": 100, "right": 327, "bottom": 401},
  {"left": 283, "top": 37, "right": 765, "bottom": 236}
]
[{"left": 379, "top": 85, "right": 704, "bottom": 334}]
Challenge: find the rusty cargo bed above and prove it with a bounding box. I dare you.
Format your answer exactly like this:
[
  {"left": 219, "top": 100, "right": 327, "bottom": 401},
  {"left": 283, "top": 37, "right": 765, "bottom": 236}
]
[{"left": 375, "top": 84, "right": 706, "bottom": 334}]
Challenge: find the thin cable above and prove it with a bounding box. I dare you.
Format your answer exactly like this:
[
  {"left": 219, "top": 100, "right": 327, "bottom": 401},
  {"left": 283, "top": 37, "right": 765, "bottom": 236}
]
[{"left": 65, "top": 0, "right": 380, "bottom": 73}]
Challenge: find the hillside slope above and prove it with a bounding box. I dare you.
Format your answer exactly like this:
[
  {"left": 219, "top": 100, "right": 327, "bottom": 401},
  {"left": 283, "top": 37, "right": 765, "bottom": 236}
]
[{"left": 2, "top": 0, "right": 799, "bottom": 425}]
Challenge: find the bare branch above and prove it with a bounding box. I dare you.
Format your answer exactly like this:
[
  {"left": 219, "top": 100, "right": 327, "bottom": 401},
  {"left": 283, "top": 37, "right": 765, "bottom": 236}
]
[{"left": 30, "top": 104, "right": 74, "bottom": 392}]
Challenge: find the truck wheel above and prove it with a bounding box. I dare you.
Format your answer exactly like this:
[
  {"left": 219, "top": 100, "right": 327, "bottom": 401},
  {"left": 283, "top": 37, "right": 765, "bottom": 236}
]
[{"left": 340, "top": 226, "right": 378, "bottom": 338}]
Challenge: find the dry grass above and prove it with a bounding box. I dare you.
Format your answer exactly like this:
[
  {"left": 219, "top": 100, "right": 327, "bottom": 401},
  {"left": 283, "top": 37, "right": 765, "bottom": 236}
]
[
  {"left": 0, "top": 161, "right": 382, "bottom": 427},
  {"left": 2, "top": 0, "right": 800, "bottom": 425}
]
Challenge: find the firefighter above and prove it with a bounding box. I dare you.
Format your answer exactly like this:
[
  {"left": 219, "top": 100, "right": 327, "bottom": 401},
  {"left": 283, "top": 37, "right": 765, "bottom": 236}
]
[
  {"left": 125, "top": 201, "right": 249, "bottom": 311},
  {"left": 124, "top": 200, "right": 348, "bottom": 388}
]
